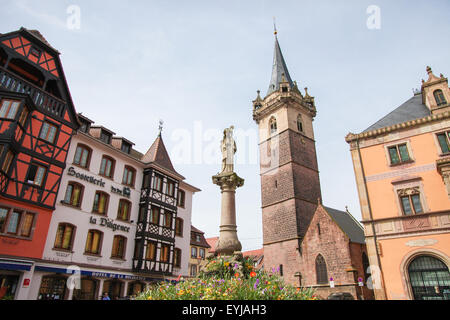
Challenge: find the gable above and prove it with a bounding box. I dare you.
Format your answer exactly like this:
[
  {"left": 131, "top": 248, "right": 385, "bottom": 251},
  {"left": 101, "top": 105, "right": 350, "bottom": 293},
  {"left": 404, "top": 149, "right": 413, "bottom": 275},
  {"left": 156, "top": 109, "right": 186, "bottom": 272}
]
[
  {"left": 0, "top": 28, "right": 80, "bottom": 129},
  {"left": 303, "top": 205, "right": 350, "bottom": 246},
  {"left": 1, "top": 33, "right": 59, "bottom": 78}
]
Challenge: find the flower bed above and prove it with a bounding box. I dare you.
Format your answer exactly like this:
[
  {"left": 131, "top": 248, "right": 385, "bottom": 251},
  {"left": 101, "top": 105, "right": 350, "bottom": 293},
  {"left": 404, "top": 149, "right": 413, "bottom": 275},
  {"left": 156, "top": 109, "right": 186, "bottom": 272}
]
[{"left": 137, "top": 255, "right": 317, "bottom": 300}]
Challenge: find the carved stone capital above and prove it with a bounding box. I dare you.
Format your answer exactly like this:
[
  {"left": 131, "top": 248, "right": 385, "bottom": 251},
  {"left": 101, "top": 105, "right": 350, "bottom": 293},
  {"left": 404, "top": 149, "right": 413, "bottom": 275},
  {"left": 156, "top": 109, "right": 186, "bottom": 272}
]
[{"left": 212, "top": 172, "right": 244, "bottom": 190}]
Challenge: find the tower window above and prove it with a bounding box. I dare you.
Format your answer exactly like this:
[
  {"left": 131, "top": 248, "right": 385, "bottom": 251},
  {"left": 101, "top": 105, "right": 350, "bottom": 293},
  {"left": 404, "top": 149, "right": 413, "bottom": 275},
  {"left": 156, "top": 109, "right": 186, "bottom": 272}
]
[
  {"left": 297, "top": 114, "right": 303, "bottom": 132},
  {"left": 434, "top": 89, "right": 447, "bottom": 106},
  {"left": 269, "top": 117, "right": 277, "bottom": 134}
]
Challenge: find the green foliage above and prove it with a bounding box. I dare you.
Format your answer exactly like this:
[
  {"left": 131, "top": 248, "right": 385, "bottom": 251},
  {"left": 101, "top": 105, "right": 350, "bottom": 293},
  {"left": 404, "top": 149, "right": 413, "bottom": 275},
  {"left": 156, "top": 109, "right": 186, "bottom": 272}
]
[{"left": 136, "top": 255, "right": 317, "bottom": 300}]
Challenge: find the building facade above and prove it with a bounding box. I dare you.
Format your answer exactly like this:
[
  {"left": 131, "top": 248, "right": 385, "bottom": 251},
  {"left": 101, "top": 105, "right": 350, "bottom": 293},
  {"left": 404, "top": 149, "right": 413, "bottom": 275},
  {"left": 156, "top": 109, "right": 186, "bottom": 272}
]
[
  {"left": 0, "top": 28, "right": 79, "bottom": 300},
  {"left": 253, "top": 33, "right": 373, "bottom": 299},
  {"left": 189, "top": 226, "right": 210, "bottom": 277},
  {"left": 25, "top": 114, "right": 200, "bottom": 300},
  {"left": 346, "top": 66, "right": 450, "bottom": 300}
]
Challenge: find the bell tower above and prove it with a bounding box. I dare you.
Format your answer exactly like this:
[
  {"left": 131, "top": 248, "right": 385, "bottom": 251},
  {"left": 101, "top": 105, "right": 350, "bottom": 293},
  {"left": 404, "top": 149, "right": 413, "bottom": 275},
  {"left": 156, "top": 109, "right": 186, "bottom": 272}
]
[{"left": 253, "top": 32, "right": 322, "bottom": 283}]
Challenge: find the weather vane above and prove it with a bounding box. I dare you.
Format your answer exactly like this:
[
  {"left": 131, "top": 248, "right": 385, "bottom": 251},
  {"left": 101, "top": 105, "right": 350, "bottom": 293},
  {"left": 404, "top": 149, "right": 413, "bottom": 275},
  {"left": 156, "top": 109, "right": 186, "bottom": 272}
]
[
  {"left": 273, "top": 16, "right": 277, "bottom": 36},
  {"left": 158, "top": 119, "right": 164, "bottom": 135}
]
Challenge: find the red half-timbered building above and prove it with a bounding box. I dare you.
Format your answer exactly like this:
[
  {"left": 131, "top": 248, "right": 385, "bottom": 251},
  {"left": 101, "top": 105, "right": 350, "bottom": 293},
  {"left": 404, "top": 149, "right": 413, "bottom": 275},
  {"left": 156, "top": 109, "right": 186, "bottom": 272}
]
[{"left": 0, "top": 28, "right": 79, "bottom": 299}]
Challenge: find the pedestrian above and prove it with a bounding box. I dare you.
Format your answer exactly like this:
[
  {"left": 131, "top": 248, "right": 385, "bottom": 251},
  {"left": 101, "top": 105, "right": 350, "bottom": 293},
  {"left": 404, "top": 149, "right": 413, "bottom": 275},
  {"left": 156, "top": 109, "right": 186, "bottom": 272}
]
[{"left": 102, "top": 292, "right": 110, "bottom": 300}]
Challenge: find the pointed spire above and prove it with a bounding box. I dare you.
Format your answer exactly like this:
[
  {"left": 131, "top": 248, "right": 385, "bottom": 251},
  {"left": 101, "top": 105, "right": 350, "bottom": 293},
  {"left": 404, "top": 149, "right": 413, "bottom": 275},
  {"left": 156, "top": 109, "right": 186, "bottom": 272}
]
[
  {"left": 266, "top": 32, "right": 294, "bottom": 96},
  {"left": 142, "top": 133, "right": 176, "bottom": 173}
]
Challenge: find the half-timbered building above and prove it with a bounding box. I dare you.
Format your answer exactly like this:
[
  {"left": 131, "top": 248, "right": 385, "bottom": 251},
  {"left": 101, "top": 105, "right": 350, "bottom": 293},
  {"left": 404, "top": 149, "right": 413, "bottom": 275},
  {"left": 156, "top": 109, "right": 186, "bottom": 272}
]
[
  {"left": 0, "top": 28, "right": 79, "bottom": 300},
  {"left": 24, "top": 114, "right": 199, "bottom": 300}
]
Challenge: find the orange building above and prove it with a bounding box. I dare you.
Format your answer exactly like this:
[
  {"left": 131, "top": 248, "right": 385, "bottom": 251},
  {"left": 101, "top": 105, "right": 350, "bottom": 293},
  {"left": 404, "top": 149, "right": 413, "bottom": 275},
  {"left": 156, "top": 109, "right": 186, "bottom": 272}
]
[{"left": 346, "top": 66, "right": 450, "bottom": 300}]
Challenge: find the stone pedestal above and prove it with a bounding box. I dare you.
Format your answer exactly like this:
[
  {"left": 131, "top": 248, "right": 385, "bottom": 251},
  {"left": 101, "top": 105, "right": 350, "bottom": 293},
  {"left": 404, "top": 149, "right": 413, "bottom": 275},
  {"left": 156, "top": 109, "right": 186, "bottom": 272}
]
[{"left": 212, "top": 172, "right": 244, "bottom": 255}]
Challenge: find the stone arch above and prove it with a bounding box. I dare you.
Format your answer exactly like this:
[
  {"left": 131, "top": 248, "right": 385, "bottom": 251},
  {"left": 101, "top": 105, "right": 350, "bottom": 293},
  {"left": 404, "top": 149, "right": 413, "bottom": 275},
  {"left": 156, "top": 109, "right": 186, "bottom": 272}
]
[{"left": 399, "top": 248, "right": 450, "bottom": 300}]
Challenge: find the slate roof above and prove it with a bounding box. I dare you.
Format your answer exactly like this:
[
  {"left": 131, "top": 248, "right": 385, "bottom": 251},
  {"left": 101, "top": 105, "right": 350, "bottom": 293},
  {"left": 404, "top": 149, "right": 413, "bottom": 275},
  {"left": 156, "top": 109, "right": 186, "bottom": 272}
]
[
  {"left": 266, "top": 36, "right": 294, "bottom": 96},
  {"left": 363, "top": 94, "right": 430, "bottom": 132},
  {"left": 142, "top": 133, "right": 179, "bottom": 175},
  {"left": 323, "top": 206, "right": 365, "bottom": 244}
]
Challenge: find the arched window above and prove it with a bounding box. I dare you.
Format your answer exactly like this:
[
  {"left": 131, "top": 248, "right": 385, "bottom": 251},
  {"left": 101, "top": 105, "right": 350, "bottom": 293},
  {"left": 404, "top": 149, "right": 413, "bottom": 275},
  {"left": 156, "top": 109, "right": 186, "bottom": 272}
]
[
  {"left": 315, "top": 254, "right": 328, "bottom": 284},
  {"left": 269, "top": 117, "right": 277, "bottom": 134},
  {"left": 111, "top": 235, "right": 127, "bottom": 259},
  {"left": 85, "top": 230, "right": 103, "bottom": 255},
  {"left": 122, "top": 165, "right": 136, "bottom": 187},
  {"left": 92, "top": 191, "right": 109, "bottom": 215},
  {"left": 297, "top": 114, "right": 303, "bottom": 132},
  {"left": 408, "top": 255, "right": 450, "bottom": 300},
  {"left": 54, "top": 223, "right": 76, "bottom": 250},
  {"left": 117, "top": 199, "right": 131, "bottom": 221},
  {"left": 434, "top": 89, "right": 447, "bottom": 107},
  {"left": 63, "top": 181, "right": 84, "bottom": 207},
  {"left": 99, "top": 155, "right": 115, "bottom": 179},
  {"left": 73, "top": 144, "right": 92, "bottom": 169}
]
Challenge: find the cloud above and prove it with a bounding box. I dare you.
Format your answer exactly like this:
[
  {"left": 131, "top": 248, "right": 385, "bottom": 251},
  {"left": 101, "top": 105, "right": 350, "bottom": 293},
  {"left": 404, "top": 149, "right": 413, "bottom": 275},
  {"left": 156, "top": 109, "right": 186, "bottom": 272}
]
[{"left": 15, "top": 0, "right": 67, "bottom": 29}]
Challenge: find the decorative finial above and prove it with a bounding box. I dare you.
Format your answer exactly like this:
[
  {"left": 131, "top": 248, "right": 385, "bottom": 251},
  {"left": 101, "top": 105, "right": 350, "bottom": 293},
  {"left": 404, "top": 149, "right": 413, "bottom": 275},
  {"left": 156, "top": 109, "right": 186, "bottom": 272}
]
[
  {"left": 273, "top": 17, "right": 277, "bottom": 36},
  {"left": 317, "top": 197, "right": 322, "bottom": 205},
  {"left": 426, "top": 66, "right": 432, "bottom": 74},
  {"left": 158, "top": 119, "right": 164, "bottom": 136},
  {"left": 304, "top": 87, "right": 310, "bottom": 97}
]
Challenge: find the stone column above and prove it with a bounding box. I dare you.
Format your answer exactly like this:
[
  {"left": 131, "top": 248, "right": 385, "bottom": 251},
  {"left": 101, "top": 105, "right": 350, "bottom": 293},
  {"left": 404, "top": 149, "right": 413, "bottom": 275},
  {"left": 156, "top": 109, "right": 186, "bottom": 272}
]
[{"left": 212, "top": 172, "right": 244, "bottom": 256}]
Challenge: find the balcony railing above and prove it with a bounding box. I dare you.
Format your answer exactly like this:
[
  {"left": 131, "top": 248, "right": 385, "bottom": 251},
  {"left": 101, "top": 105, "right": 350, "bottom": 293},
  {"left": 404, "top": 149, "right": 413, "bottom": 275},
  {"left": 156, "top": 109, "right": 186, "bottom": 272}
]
[{"left": 0, "top": 66, "right": 66, "bottom": 118}]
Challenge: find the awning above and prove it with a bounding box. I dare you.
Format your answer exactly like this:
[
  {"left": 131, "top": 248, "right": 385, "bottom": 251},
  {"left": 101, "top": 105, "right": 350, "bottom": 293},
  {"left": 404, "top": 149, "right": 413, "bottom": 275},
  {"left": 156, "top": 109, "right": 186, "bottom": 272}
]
[
  {"left": 34, "top": 265, "right": 175, "bottom": 283},
  {"left": 0, "top": 259, "right": 33, "bottom": 272}
]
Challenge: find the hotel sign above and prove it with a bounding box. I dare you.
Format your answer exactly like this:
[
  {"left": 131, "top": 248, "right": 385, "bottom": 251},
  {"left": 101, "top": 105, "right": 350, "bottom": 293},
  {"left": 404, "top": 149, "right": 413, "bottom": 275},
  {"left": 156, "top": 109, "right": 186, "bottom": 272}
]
[
  {"left": 67, "top": 167, "right": 105, "bottom": 187},
  {"left": 89, "top": 216, "right": 130, "bottom": 233}
]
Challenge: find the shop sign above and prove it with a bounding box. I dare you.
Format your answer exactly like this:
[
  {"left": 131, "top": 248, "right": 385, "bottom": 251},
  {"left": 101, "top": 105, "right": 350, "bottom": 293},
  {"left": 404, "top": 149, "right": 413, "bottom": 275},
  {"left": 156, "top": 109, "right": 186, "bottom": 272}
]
[
  {"left": 68, "top": 167, "right": 105, "bottom": 187},
  {"left": 23, "top": 278, "right": 30, "bottom": 287}
]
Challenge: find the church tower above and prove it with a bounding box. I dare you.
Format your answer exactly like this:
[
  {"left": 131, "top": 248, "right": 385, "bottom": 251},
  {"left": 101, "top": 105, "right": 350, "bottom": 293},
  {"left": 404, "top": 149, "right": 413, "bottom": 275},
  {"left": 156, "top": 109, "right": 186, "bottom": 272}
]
[{"left": 253, "top": 32, "right": 322, "bottom": 283}]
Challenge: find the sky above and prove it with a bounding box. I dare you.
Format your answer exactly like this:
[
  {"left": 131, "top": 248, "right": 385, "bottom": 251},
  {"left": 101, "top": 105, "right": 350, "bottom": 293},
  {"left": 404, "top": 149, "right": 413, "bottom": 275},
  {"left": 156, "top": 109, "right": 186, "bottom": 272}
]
[{"left": 2, "top": 0, "right": 450, "bottom": 251}]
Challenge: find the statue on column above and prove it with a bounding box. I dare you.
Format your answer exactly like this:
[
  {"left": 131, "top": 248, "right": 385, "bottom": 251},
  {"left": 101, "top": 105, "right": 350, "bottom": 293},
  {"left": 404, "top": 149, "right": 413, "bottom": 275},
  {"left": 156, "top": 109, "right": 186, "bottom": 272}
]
[
  {"left": 212, "top": 125, "right": 244, "bottom": 256},
  {"left": 220, "top": 126, "right": 237, "bottom": 174}
]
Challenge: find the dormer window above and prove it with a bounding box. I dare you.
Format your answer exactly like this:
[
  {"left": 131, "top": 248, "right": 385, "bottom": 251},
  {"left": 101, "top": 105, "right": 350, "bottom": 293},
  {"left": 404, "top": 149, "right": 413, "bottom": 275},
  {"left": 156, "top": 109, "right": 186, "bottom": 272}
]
[
  {"left": 434, "top": 89, "right": 447, "bottom": 106},
  {"left": 121, "top": 141, "right": 131, "bottom": 154},
  {"left": 100, "top": 130, "right": 112, "bottom": 144},
  {"left": 281, "top": 86, "right": 288, "bottom": 93},
  {"left": 79, "top": 120, "right": 91, "bottom": 134}
]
